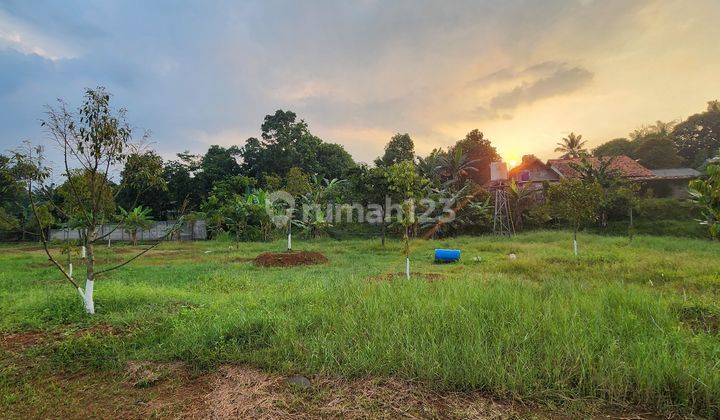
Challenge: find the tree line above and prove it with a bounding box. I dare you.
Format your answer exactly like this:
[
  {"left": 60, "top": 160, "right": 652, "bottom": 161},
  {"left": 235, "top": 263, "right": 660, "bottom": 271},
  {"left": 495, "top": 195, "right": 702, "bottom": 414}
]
[{"left": 2, "top": 88, "right": 720, "bottom": 245}]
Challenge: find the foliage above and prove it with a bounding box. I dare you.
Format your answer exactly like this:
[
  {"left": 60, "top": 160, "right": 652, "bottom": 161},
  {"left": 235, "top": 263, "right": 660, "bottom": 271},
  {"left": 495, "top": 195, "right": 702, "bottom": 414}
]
[
  {"left": 592, "top": 137, "right": 634, "bottom": 157},
  {"left": 632, "top": 135, "right": 684, "bottom": 169},
  {"left": 241, "top": 110, "right": 355, "bottom": 179},
  {"left": 554, "top": 132, "right": 587, "bottom": 158},
  {"left": 375, "top": 133, "right": 415, "bottom": 167},
  {"left": 118, "top": 206, "right": 154, "bottom": 245},
  {"left": 435, "top": 147, "right": 478, "bottom": 189},
  {"left": 56, "top": 169, "right": 117, "bottom": 223},
  {"left": 673, "top": 101, "right": 720, "bottom": 167},
  {"left": 453, "top": 129, "right": 500, "bottom": 185},
  {"left": 688, "top": 163, "right": 720, "bottom": 238},
  {"left": 116, "top": 151, "right": 167, "bottom": 217},
  {"left": 546, "top": 178, "right": 602, "bottom": 235},
  {"left": 285, "top": 166, "right": 312, "bottom": 197}
]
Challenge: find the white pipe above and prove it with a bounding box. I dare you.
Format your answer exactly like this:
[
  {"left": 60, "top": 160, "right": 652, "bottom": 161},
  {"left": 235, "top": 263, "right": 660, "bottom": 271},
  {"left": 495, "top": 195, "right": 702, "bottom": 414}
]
[
  {"left": 573, "top": 239, "right": 578, "bottom": 256},
  {"left": 405, "top": 257, "right": 410, "bottom": 279},
  {"left": 84, "top": 279, "right": 95, "bottom": 314}
]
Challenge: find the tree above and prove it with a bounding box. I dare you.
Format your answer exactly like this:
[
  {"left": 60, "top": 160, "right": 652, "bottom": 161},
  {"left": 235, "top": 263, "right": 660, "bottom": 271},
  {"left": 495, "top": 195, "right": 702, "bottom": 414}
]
[
  {"left": 547, "top": 178, "right": 602, "bottom": 256},
  {"left": 454, "top": 129, "right": 500, "bottom": 185},
  {"left": 386, "top": 160, "right": 428, "bottom": 278},
  {"left": 163, "top": 152, "right": 202, "bottom": 213},
  {"left": 632, "top": 135, "right": 685, "bottom": 169},
  {"left": 240, "top": 110, "right": 355, "bottom": 179},
  {"left": 554, "top": 132, "right": 587, "bottom": 158},
  {"left": 435, "top": 147, "right": 478, "bottom": 189},
  {"left": 197, "top": 145, "right": 242, "bottom": 194},
  {"left": 375, "top": 133, "right": 415, "bottom": 167},
  {"left": 284, "top": 167, "right": 312, "bottom": 250},
  {"left": 315, "top": 142, "right": 356, "bottom": 180},
  {"left": 689, "top": 163, "right": 720, "bottom": 239},
  {"left": 118, "top": 206, "right": 154, "bottom": 246},
  {"left": 673, "top": 101, "right": 720, "bottom": 167},
  {"left": 417, "top": 148, "right": 446, "bottom": 187},
  {"left": 592, "top": 138, "right": 634, "bottom": 158},
  {"left": 285, "top": 167, "right": 312, "bottom": 197},
  {"left": 347, "top": 164, "right": 392, "bottom": 245},
  {"left": 21, "top": 87, "right": 183, "bottom": 314},
  {"left": 116, "top": 151, "right": 167, "bottom": 217}
]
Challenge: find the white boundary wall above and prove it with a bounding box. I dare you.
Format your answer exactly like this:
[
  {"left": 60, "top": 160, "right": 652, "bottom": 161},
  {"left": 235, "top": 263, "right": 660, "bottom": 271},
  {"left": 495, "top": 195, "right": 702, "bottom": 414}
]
[{"left": 49, "top": 220, "right": 207, "bottom": 242}]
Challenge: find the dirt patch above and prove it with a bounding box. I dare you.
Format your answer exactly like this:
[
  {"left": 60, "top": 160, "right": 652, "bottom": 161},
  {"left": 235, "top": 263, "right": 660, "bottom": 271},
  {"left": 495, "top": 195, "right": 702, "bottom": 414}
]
[
  {"left": 207, "top": 365, "right": 522, "bottom": 419},
  {"left": 0, "top": 323, "right": 123, "bottom": 353},
  {"left": 368, "top": 272, "right": 445, "bottom": 282},
  {"left": 678, "top": 305, "right": 720, "bottom": 334},
  {"left": 254, "top": 251, "right": 328, "bottom": 268}
]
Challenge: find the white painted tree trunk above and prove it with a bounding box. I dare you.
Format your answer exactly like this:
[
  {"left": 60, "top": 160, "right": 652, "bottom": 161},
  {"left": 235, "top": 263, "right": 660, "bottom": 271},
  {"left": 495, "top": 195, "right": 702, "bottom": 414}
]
[
  {"left": 405, "top": 257, "right": 410, "bottom": 279},
  {"left": 81, "top": 245, "right": 87, "bottom": 259},
  {"left": 573, "top": 239, "right": 578, "bottom": 256},
  {"left": 83, "top": 279, "right": 95, "bottom": 314},
  {"left": 287, "top": 232, "right": 292, "bottom": 252}
]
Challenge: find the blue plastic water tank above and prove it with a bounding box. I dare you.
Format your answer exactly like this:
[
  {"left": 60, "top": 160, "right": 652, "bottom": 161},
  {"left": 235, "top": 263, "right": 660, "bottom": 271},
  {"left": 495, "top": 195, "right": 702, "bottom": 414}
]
[{"left": 434, "top": 248, "right": 461, "bottom": 263}]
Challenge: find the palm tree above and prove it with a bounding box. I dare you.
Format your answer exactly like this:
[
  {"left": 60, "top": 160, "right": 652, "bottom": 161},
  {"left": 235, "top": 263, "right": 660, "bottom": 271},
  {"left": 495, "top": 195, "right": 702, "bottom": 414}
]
[
  {"left": 435, "top": 147, "right": 478, "bottom": 189},
  {"left": 554, "top": 132, "right": 588, "bottom": 158},
  {"left": 119, "top": 206, "right": 154, "bottom": 246}
]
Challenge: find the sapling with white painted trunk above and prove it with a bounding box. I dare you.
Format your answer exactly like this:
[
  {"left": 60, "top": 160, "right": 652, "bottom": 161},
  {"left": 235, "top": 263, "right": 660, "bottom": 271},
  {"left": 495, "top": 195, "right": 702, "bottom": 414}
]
[
  {"left": 546, "top": 178, "right": 602, "bottom": 256},
  {"left": 17, "top": 87, "right": 180, "bottom": 314},
  {"left": 386, "top": 160, "right": 427, "bottom": 278}
]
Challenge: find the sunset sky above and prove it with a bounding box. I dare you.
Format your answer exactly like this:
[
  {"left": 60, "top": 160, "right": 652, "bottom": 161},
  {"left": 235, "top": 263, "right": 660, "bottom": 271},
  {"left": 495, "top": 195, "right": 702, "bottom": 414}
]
[{"left": 1, "top": 0, "right": 719, "bottom": 165}]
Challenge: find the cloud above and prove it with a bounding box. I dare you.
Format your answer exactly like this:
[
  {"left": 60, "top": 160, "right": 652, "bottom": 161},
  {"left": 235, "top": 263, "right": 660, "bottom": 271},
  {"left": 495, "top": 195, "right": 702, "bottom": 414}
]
[
  {"left": 0, "top": 0, "right": 718, "bottom": 165},
  {"left": 489, "top": 66, "right": 593, "bottom": 110}
]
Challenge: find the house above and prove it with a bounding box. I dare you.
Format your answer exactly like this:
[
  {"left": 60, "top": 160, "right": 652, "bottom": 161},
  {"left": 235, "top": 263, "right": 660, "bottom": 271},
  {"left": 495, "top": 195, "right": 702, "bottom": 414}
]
[
  {"left": 509, "top": 155, "right": 698, "bottom": 198},
  {"left": 508, "top": 155, "right": 559, "bottom": 189},
  {"left": 644, "top": 168, "right": 701, "bottom": 198},
  {"left": 546, "top": 155, "right": 655, "bottom": 180}
]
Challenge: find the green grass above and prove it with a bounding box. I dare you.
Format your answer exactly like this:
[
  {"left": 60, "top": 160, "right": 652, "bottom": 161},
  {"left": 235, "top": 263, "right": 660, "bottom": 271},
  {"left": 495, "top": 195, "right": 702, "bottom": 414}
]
[{"left": 1, "top": 231, "right": 720, "bottom": 416}]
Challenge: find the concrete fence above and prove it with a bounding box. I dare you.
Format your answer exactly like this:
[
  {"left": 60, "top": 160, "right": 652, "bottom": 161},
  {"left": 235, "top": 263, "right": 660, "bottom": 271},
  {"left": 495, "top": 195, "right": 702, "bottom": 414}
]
[{"left": 49, "top": 220, "right": 207, "bottom": 242}]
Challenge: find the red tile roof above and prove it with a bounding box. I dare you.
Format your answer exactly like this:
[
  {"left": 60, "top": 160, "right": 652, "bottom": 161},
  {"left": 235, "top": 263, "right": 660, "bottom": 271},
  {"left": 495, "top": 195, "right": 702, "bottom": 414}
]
[{"left": 547, "top": 156, "right": 654, "bottom": 179}]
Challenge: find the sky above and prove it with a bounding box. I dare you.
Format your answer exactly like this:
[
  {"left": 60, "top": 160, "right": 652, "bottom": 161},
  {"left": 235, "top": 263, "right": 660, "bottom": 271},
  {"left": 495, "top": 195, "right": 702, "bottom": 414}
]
[{"left": 1, "top": 0, "right": 720, "bottom": 167}]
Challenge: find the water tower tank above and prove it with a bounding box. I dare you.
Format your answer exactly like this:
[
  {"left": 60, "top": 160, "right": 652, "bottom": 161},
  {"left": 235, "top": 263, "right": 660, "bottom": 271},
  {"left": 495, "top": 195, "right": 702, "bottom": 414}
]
[{"left": 490, "top": 161, "right": 508, "bottom": 181}]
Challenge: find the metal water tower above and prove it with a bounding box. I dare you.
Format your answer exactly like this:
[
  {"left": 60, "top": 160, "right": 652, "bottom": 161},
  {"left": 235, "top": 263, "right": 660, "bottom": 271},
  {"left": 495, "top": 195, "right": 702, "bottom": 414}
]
[{"left": 489, "top": 162, "right": 514, "bottom": 236}]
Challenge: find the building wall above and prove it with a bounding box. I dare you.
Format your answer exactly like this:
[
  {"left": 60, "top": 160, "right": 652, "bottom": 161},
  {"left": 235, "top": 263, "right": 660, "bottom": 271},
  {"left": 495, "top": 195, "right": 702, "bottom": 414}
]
[{"left": 49, "top": 220, "right": 207, "bottom": 242}]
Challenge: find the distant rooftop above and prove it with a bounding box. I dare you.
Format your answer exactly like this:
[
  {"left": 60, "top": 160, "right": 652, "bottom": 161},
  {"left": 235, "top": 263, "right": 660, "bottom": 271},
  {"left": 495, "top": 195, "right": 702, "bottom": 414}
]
[
  {"left": 650, "top": 168, "right": 701, "bottom": 179},
  {"left": 547, "top": 156, "right": 655, "bottom": 179}
]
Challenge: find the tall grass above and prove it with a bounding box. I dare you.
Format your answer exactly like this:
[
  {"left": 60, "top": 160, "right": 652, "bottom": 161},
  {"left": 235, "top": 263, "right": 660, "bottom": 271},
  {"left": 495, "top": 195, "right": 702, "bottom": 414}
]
[{"left": 1, "top": 232, "right": 719, "bottom": 416}]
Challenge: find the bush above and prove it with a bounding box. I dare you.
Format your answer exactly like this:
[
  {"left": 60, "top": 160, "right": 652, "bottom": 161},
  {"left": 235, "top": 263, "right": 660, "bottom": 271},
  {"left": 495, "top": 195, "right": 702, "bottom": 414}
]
[{"left": 636, "top": 198, "right": 702, "bottom": 221}]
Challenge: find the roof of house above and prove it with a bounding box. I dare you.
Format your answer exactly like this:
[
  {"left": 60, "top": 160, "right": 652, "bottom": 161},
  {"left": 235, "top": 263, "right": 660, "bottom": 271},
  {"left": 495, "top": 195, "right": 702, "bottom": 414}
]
[
  {"left": 650, "top": 168, "right": 701, "bottom": 179},
  {"left": 508, "top": 155, "right": 550, "bottom": 175},
  {"left": 547, "top": 155, "right": 655, "bottom": 179}
]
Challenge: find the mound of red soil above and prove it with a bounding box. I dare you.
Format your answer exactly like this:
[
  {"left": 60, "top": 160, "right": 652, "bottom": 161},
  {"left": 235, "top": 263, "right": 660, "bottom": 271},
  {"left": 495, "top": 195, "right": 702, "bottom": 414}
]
[{"left": 253, "top": 251, "right": 328, "bottom": 268}]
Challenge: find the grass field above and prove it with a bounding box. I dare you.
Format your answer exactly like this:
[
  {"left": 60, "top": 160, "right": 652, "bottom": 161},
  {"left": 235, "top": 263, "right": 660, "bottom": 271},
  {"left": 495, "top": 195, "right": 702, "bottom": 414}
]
[{"left": 1, "top": 232, "right": 719, "bottom": 418}]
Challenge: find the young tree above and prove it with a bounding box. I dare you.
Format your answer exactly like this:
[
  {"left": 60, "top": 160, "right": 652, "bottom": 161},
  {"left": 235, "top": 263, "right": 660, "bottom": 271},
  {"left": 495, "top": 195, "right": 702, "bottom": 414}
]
[
  {"left": 689, "top": 163, "right": 720, "bottom": 239},
  {"left": 20, "top": 87, "right": 182, "bottom": 314},
  {"left": 547, "top": 178, "right": 602, "bottom": 256},
  {"left": 284, "top": 167, "right": 312, "bottom": 251},
  {"left": 118, "top": 206, "right": 154, "bottom": 246},
  {"left": 387, "top": 160, "right": 427, "bottom": 278}
]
